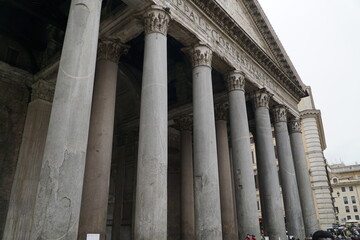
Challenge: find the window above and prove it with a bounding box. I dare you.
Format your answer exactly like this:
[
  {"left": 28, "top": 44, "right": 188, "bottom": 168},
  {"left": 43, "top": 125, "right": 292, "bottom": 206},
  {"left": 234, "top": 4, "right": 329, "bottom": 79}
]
[
  {"left": 342, "top": 187, "right": 346, "bottom": 192},
  {"left": 251, "top": 151, "right": 255, "bottom": 164},
  {"left": 257, "top": 201, "right": 260, "bottom": 210},
  {"left": 336, "top": 216, "right": 339, "bottom": 221},
  {"left": 346, "top": 206, "right": 350, "bottom": 213},
  {"left": 350, "top": 186, "right": 354, "bottom": 191},
  {"left": 347, "top": 215, "right": 351, "bottom": 220},
  {"left": 333, "top": 178, "right": 338, "bottom": 183},
  {"left": 356, "top": 215, "right": 360, "bottom": 220},
  {"left": 352, "top": 196, "right": 356, "bottom": 204},
  {"left": 344, "top": 196, "right": 349, "bottom": 204},
  {"left": 354, "top": 206, "right": 358, "bottom": 212},
  {"left": 335, "top": 207, "right": 339, "bottom": 213}
]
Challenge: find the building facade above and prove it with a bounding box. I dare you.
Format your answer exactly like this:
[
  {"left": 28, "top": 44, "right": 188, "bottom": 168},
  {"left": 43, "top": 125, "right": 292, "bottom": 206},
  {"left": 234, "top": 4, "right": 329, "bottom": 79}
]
[
  {"left": 0, "top": 0, "right": 331, "bottom": 239},
  {"left": 330, "top": 164, "right": 360, "bottom": 225}
]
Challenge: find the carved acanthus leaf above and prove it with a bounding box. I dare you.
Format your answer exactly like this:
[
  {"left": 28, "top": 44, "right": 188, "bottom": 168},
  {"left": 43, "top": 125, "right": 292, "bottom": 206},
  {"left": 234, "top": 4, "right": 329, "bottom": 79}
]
[
  {"left": 143, "top": 5, "right": 170, "bottom": 35},
  {"left": 252, "top": 88, "right": 272, "bottom": 109},
  {"left": 215, "top": 103, "right": 228, "bottom": 120},
  {"left": 288, "top": 118, "right": 302, "bottom": 133},
  {"left": 226, "top": 71, "right": 245, "bottom": 91},
  {"left": 97, "top": 39, "right": 129, "bottom": 63},
  {"left": 175, "top": 115, "right": 193, "bottom": 131},
  {"left": 190, "top": 44, "right": 212, "bottom": 68},
  {"left": 272, "top": 105, "right": 287, "bottom": 123}
]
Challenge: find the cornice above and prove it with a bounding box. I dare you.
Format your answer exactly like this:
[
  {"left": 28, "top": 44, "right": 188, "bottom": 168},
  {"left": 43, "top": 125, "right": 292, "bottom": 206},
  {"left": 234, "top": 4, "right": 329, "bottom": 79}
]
[
  {"left": 300, "top": 109, "right": 320, "bottom": 119},
  {"left": 189, "top": 0, "right": 307, "bottom": 100}
]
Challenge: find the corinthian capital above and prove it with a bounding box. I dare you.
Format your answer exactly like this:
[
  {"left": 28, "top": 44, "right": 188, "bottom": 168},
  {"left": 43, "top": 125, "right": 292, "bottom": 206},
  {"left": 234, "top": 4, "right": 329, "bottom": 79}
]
[
  {"left": 97, "top": 39, "right": 129, "bottom": 63},
  {"left": 288, "top": 118, "right": 302, "bottom": 133},
  {"left": 226, "top": 70, "right": 245, "bottom": 92},
  {"left": 215, "top": 103, "right": 228, "bottom": 120},
  {"left": 252, "top": 88, "right": 272, "bottom": 109},
  {"left": 143, "top": 5, "right": 170, "bottom": 35},
  {"left": 189, "top": 44, "right": 212, "bottom": 68},
  {"left": 175, "top": 115, "right": 193, "bottom": 131},
  {"left": 271, "top": 105, "right": 287, "bottom": 123}
]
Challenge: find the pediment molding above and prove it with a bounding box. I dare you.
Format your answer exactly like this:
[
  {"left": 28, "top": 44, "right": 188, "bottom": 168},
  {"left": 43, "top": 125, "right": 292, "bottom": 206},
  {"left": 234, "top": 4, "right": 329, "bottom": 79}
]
[{"left": 189, "top": 0, "right": 307, "bottom": 100}]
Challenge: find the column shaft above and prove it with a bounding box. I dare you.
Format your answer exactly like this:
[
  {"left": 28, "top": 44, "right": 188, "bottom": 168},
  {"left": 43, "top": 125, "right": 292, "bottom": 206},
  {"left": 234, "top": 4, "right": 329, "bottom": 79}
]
[
  {"left": 272, "top": 106, "right": 305, "bottom": 239},
  {"left": 227, "top": 71, "right": 260, "bottom": 239},
  {"left": 134, "top": 6, "right": 169, "bottom": 240},
  {"left": 215, "top": 104, "right": 237, "bottom": 240},
  {"left": 289, "top": 119, "right": 319, "bottom": 237},
  {"left": 252, "top": 89, "right": 286, "bottom": 240},
  {"left": 191, "top": 44, "right": 222, "bottom": 240},
  {"left": 179, "top": 121, "right": 195, "bottom": 240},
  {"left": 3, "top": 98, "right": 51, "bottom": 240},
  {"left": 78, "top": 40, "right": 128, "bottom": 240},
  {"left": 30, "top": 1, "right": 102, "bottom": 238}
]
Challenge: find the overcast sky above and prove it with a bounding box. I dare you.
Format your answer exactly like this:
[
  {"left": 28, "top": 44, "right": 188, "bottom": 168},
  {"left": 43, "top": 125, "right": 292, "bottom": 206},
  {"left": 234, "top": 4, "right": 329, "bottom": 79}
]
[{"left": 256, "top": 0, "right": 360, "bottom": 166}]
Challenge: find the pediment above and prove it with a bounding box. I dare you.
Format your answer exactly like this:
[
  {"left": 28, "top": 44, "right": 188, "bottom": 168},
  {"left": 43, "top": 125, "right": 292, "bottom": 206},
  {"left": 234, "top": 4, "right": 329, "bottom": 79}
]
[{"left": 215, "top": 0, "right": 276, "bottom": 61}]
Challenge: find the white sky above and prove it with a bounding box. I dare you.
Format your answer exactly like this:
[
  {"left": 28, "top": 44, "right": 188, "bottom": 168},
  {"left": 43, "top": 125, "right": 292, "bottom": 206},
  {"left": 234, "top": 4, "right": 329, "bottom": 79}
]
[{"left": 256, "top": 0, "right": 360, "bottom": 165}]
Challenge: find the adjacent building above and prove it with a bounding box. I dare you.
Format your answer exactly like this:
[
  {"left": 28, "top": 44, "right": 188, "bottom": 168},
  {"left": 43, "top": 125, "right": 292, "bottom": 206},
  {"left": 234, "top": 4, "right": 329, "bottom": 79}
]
[{"left": 330, "top": 164, "right": 360, "bottom": 224}]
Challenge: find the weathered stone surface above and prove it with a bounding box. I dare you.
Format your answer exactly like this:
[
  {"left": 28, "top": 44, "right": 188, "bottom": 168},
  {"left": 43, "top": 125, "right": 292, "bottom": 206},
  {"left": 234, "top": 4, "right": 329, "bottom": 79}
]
[
  {"left": 134, "top": 5, "right": 170, "bottom": 240},
  {"left": 272, "top": 105, "right": 305, "bottom": 240},
  {"left": 0, "top": 63, "right": 31, "bottom": 239},
  {"left": 191, "top": 44, "right": 223, "bottom": 240},
  {"left": 289, "top": 118, "right": 320, "bottom": 237},
  {"left": 29, "top": 0, "right": 102, "bottom": 239},
  {"left": 252, "top": 89, "right": 287, "bottom": 240},
  {"left": 227, "top": 71, "right": 260, "bottom": 239},
  {"left": 3, "top": 99, "right": 51, "bottom": 240},
  {"left": 215, "top": 110, "right": 237, "bottom": 240}
]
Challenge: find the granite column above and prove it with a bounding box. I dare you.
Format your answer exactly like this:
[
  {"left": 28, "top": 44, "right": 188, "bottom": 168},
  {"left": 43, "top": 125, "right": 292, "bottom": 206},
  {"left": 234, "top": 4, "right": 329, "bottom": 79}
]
[
  {"left": 134, "top": 5, "right": 170, "bottom": 240},
  {"left": 226, "top": 71, "right": 260, "bottom": 239},
  {"left": 215, "top": 103, "right": 237, "bottom": 240},
  {"left": 176, "top": 116, "right": 196, "bottom": 240},
  {"left": 252, "top": 89, "right": 286, "bottom": 240},
  {"left": 190, "top": 43, "right": 222, "bottom": 240},
  {"left": 289, "top": 118, "right": 319, "bottom": 237},
  {"left": 3, "top": 81, "right": 54, "bottom": 240},
  {"left": 78, "top": 39, "right": 129, "bottom": 240},
  {"left": 272, "top": 105, "right": 305, "bottom": 240},
  {"left": 30, "top": 0, "right": 102, "bottom": 238}
]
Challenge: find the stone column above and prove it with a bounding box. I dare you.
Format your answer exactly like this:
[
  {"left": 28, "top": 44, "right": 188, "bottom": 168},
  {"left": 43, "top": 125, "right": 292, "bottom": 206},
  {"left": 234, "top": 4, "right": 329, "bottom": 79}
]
[
  {"left": 190, "top": 43, "right": 222, "bottom": 240},
  {"left": 289, "top": 118, "right": 319, "bottom": 237},
  {"left": 215, "top": 103, "right": 237, "bottom": 240},
  {"left": 29, "top": 0, "right": 102, "bottom": 239},
  {"left": 77, "top": 39, "right": 129, "bottom": 240},
  {"left": 3, "top": 80, "right": 54, "bottom": 240},
  {"left": 272, "top": 105, "right": 305, "bottom": 240},
  {"left": 134, "top": 5, "right": 170, "bottom": 240},
  {"left": 252, "top": 89, "right": 286, "bottom": 240},
  {"left": 176, "top": 116, "right": 195, "bottom": 240},
  {"left": 226, "top": 71, "right": 260, "bottom": 239}
]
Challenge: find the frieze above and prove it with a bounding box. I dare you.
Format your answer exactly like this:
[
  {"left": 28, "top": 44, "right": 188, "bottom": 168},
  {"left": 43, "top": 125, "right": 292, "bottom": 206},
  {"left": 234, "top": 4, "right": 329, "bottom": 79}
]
[
  {"left": 271, "top": 105, "right": 287, "bottom": 123},
  {"left": 162, "top": 0, "right": 278, "bottom": 93},
  {"left": 226, "top": 70, "right": 245, "bottom": 92},
  {"left": 288, "top": 118, "right": 302, "bottom": 133}
]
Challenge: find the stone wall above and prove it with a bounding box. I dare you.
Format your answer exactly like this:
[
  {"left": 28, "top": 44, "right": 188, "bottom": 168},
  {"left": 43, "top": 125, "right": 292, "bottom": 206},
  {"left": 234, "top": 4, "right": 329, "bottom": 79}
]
[{"left": 0, "top": 61, "right": 32, "bottom": 238}]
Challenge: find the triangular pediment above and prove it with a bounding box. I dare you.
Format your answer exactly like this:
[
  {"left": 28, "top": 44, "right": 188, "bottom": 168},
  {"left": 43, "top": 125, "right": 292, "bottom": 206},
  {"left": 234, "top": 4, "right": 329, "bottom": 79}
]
[{"left": 215, "top": 0, "right": 276, "bottom": 61}]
